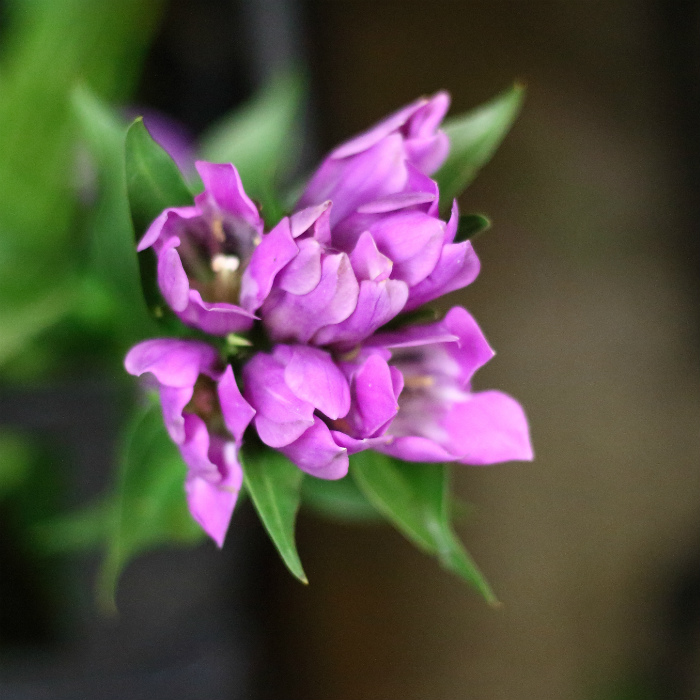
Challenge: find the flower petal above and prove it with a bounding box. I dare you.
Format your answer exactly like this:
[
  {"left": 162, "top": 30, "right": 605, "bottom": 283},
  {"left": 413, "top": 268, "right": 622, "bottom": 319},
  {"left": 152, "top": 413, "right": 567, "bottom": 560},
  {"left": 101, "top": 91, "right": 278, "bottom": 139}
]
[
  {"left": 195, "top": 161, "right": 260, "bottom": 227},
  {"left": 443, "top": 391, "right": 534, "bottom": 464},
  {"left": 243, "top": 352, "right": 314, "bottom": 448},
  {"left": 312, "top": 278, "right": 408, "bottom": 348},
  {"left": 240, "top": 217, "right": 299, "bottom": 312},
  {"left": 276, "top": 238, "right": 322, "bottom": 295},
  {"left": 183, "top": 424, "right": 242, "bottom": 547},
  {"left": 283, "top": 346, "right": 351, "bottom": 420},
  {"left": 262, "top": 252, "right": 360, "bottom": 344},
  {"left": 124, "top": 338, "right": 218, "bottom": 388},
  {"left": 344, "top": 353, "right": 401, "bottom": 438},
  {"left": 177, "top": 290, "right": 257, "bottom": 336},
  {"left": 157, "top": 239, "right": 190, "bottom": 312},
  {"left": 218, "top": 365, "right": 256, "bottom": 443},
  {"left": 280, "top": 417, "right": 349, "bottom": 480}
]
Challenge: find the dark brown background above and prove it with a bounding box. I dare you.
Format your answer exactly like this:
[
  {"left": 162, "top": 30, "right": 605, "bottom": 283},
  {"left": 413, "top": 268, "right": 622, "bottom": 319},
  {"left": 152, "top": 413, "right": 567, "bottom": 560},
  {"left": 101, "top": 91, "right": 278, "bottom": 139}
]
[{"left": 263, "top": 2, "right": 700, "bottom": 699}]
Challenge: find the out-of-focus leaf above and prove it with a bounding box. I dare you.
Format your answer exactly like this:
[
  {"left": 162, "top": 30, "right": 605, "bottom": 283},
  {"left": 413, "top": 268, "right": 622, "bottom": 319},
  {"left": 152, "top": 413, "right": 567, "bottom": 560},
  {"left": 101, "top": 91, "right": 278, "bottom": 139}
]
[
  {"left": 455, "top": 214, "right": 491, "bottom": 243},
  {"left": 100, "top": 401, "right": 204, "bottom": 611},
  {"left": 0, "top": 0, "right": 163, "bottom": 250},
  {"left": 242, "top": 448, "right": 307, "bottom": 584},
  {"left": 125, "top": 117, "right": 193, "bottom": 236},
  {"left": 0, "top": 1, "right": 162, "bottom": 372},
  {"left": 34, "top": 498, "right": 114, "bottom": 554},
  {"left": 0, "top": 283, "right": 76, "bottom": 367},
  {"left": 198, "top": 71, "right": 305, "bottom": 225},
  {"left": 73, "top": 86, "right": 153, "bottom": 339},
  {"left": 435, "top": 84, "right": 524, "bottom": 212},
  {"left": 125, "top": 117, "right": 193, "bottom": 315},
  {"left": 0, "top": 430, "right": 34, "bottom": 497},
  {"left": 302, "top": 473, "right": 379, "bottom": 521},
  {"left": 351, "top": 451, "right": 497, "bottom": 603}
]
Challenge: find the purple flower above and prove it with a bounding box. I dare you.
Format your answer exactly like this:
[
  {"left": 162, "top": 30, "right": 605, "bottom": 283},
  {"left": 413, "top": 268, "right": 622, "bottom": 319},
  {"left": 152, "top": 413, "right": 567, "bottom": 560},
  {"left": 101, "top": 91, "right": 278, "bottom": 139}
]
[
  {"left": 256, "top": 202, "right": 409, "bottom": 348},
  {"left": 366, "top": 307, "right": 533, "bottom": 464},
  {"left": 242, "top": 306, "right": 532, "bottom": 479},
  {"left": 255, "top": 92, "right": 480, "bottom": 345},
  {"left": 137, "top": 161, "right": 297, "bottom": 336},
  {"left": 298, "top": 92, "right": 451, "bottom": 227},
  {"left": 124, "top": 338, "right": 255, "bottom": 546}
]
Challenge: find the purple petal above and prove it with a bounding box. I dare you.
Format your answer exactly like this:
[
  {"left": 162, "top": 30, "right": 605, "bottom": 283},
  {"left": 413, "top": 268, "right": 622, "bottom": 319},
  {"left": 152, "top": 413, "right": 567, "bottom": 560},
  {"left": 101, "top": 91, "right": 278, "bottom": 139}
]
[
  {"left": 276, "top": 238, "right": 322, "bottom": 295},
  {"left": 177, "top": 290, "right": 256, "bottom": 336},
  {"left": 355, "top": 191, "right": 435, "bottom": 215},
  {"left": 368, "top": 210, "right": 445, "bottom": 286},
  {"left": 180, "top": 413, "right": 221, "bottom": 478},
  {"left": 442, "top": 306, "right": 495, "bottom": 383},
  {"left": 378, "top": 435, "right": 457, "bottom": 463},
  {"left": 403, "top": 240, "right": 481, "bottom": 312},
  {"left": 283, "top": 346, "right": 351, "bottom": 420},
  {"left": 299, "top": 134, "right": 409, "bottom": 227},
  {"left": 443, "top": 391, "right": 534, "bottom": 464},
  {"left": 290, "top": 201, "right": 331, "bottom": 238},
  {"left": 124, "top": 338, "right": 219, "bottom": 387},
  {"left": 346, "top": 353, "right": 400, "bottom": 438},
  {"left": 185, "top": 469, "right": 239, "bottom": 548},
  {"left": 368, "top": 320, "right": 459, "bottom": 350},
  {"left": 217, "top": 365, "right": 255, "bottom": 443},
  {"left": 262, "top": 252, "right": 359, "bottom": 344},
  {"left": 239, "top": 217, "right": 299, "bottom": 313},
  {"left": 312, "top": 278, "right": 408, "bottom": 348},
  {"left": 406, "top": 92, "right": 450, "bottom": 140},
  {"left": 159, "top": 384, "right": 194, "bottom": 444},
  {"left": 195, "top": 161, "right": 260, "bottom": 227},
  {"left": 137, "top": 206, "right": 199, "bottom": 252},
  {"left": 405, "top": 131, "right": 450, "bottom": 175},
  {"left": 243, "top": 352, "right": 314, "bottom": 447},
  {"left": 329, "top": 431, "right": 393, "bottom": 455},
  {"left": 157, "top": 239, "right": 190, "bottom": 312},
  {"left": 280, "top": 417, "right": 349, "bottom": 480},
  {"left": 182, "top": 425, "right": 242, "bottom": 547},
  {"left": 349, "top": 231, "right": 392, "bottom": 282}
]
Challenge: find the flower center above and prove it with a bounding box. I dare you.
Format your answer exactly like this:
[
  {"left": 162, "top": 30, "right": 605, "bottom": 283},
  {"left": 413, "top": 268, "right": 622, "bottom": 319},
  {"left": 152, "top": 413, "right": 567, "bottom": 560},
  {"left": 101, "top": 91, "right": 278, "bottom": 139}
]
[
  {"left": 186, "top": 375, "right": 228, "bottom": 436},
  {"left": 177, "top": 213, "right": 260, "bottom": 305}
]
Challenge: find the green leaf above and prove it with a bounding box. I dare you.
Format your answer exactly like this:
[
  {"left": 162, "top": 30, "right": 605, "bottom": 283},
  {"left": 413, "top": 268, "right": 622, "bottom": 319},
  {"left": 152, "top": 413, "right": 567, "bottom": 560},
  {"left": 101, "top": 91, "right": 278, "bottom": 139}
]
[
  {"left": 351, "top": 451, "right": 497, "bottom": 603},
  {"left": 242, "top": 448, "right": 307, "bottom": 583},
  {"left": 302, "top": 473, "right": 379, "bottom": 521},
  {"left": 72, "top": 86, "right": 153, "bottom": 338},
  {"left": 0, "top": 430, "right": 34, "bottom": 497},
  {"left": 100, "top": 401, "right": 204, "bottom": 611},
  {"left": 34, "top": 498, "right": 114, "bottom": 554},
  {"left": 435, "top": 84, "right": 524, "bottom": 211},
  {"left": 454, "top": 214, "right": 491, "bottom": 243},
  {"left": 125, "top": 117, "right": 194, "bottom": 236},
  {"left": 0, "top": 282, "right": 77, "bottom": 367},
  {"left": 125, "top": 117, "right": 193, "bottom": 314},
  {"left": 198, "top": 70, "right": 305, "bottom": 225}
]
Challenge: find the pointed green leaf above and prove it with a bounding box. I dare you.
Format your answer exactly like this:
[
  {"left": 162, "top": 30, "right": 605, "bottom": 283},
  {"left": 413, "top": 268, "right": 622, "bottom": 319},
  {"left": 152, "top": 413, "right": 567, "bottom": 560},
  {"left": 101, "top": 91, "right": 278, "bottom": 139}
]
[
  {"left": 34, "top": 498, "right": 115, "bottom": 554},
  {"left": 242, "top": 448, "right": 307, "bottom": 583},
  {"left": 0, "top": 282, "right": 76, "bottom": 368},
  {"left": 436, "top": 84, "right": 524, "bottom": 211},
  {"left": 72, "top": 86, "right": 153, "bottom": 337},
  {"left": 302, "top": 473, "right": 379, "bottom": 521},
  {"left": 454, "top": 214, "right": 491, "bottom": 243},
  {"left": 125, "top": 117, "right": 193, "bottom": 315},
  {"left": 125, "top": 117, "right": 194, "bottom": 236},
  {"left": 198, "top": 70, "right": 305, "bottom": 225},
  {"left": 100, "top": 401, "right": 204, "bottom": 611},
  {"left": 351, "top": 451, "right": 496, "bottom": 603}
]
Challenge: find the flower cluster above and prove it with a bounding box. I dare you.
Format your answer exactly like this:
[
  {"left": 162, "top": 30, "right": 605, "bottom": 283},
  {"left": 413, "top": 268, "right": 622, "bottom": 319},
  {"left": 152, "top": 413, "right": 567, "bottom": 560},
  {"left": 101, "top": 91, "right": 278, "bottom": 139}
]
[{"left": 126, "top": 93, "right": 533, "bottom": 546}]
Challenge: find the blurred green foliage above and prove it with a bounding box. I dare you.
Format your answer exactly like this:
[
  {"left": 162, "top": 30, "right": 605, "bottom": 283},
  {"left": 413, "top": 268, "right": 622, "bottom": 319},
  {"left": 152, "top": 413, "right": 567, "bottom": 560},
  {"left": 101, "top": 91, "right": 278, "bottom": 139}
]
[{"left": 0, "top": 0, "right": 162, "bottom": 376}]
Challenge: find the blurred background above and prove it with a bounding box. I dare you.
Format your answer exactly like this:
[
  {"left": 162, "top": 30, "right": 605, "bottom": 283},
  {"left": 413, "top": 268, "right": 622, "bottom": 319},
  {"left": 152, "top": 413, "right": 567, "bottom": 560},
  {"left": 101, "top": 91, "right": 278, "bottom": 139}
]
[{"left": 0, "top": 1, "right": 699, "bottom": 699}]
